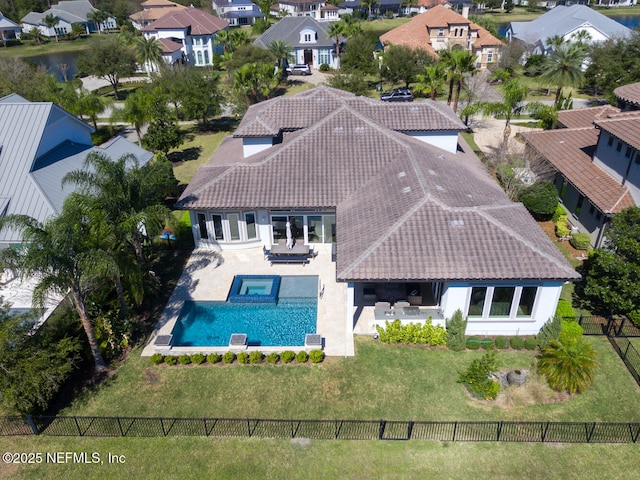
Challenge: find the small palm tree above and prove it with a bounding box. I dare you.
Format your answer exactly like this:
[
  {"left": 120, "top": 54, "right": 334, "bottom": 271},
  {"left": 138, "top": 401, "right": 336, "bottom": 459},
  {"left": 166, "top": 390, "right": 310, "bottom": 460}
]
[
  {"left": 415, "top": 64, "right": 446, "bottom": 100},
  {"left": 88, "top": 10, "right": 108, "bottom": 34},
  {"left": 214, "top": 29, "right": 232, "bottom": 55},
  {"left": 44, "top": 14, "right": 59, "bottom": 42},
  {"left": 29, "top": 26, "right": 43, "bottom": 45},
  {"left": 268, "top": 39, "right": 293, "bottom": 78},
  {"left": 537, "top": 339, "right": 598, "bottom": 394},
  {"left": 135, "top": 36, "right": 163, "bottom": 77},
  {"left": 327, "top": 21, "right": 345, "bottom": 62},
  {"left": 113, "top": 88, "right": 152, "bottom": 146},
  {"left": 360, "top": 0, "right": 378, "bottom": 19},
  {"left": 539, "top": 42, "right": 586, "bottom": 109}
]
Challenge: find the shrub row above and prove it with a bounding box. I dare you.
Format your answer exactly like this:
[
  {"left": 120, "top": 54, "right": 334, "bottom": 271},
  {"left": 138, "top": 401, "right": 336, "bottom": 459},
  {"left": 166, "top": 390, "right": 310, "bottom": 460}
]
[
  {"left": 376, "top": 319, "right": 447, "bottom": 346},
  {"left": 151, "top": 350, "right": 324, "bottom": 366},
  {"left": 465, "top": 336, "right": 538, "bottom": 351}
]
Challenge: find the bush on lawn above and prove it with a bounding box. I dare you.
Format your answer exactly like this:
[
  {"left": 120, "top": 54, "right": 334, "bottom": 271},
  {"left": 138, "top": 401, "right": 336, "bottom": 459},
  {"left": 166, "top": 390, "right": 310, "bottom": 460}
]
[
  {"left": 466, "top": 336, "right": 481, "bottom": 350},
  {"left": 265, "top": 352, "right": 279, "bottom": 364},
  {"left": 560, "top": 319, "right": 584, "bottom": 346},
  {"left": 150, "top": 353, "right": 164, "bottom": 365},
  {"left": 376, "top": 318, "right": 446, "bottom": 346},
  {"left": 537, "top": 316, "right": 561, "bottom": 348},
  {"left": 481, "top": 338, "right": 495, "bottom": 350},
  {"left": 281, "top": 350, "right": 295, "bottom": 364},
  {"left": 510, "top": 336, "right": 524, "bottom": 350},
  {"left": 164, "top": 355, "right": 178, "bottom": 366},
  {"left": 519, "top": 181, "right": 558, "bottom": 219},
  {"left": 309, "top": 349, "right": 324, "bottom": 363},
  {"left": 446, "top": 309, "right": 467, "bottom": 351},
  {"left": 458, "top": 351, "right": 500, "bottom": 400},
  {"left": 178, "top": 354, "right": 191, "bottom": 365},
  {"left": 249, "top": 351, "right": 263, "bottom": 364},
  {"left": 296, "top": 351, "right": 308, "bottom": 363},
  {"left": 207, "top": 353, "right": 221, "bottom": 364},
  {"left": 190, "top": 353, "right": 205, "bottom": 365},
  {"left": 552, "top": 204, "right": 567, "bottom": 223},
  {"left": 524, "top": 337, "right": 539, "bottom": 350},
  {"left": 495, "top": 336, "right": 509, "bottom": 349},
  {"left": 555, "top": 221, "right": 570, "bottom": 238},
  {"left": 555, "top": 299, "right": 575, "bottom": 320},
  {"left": 222, "top": 352, "right": 235, "bottom": 364},
  {"left": 570, "top": 232, "right": 590, "bottom": 250},
  {"left": 237, "top": 352, "right": 249, "bottom": 364}
]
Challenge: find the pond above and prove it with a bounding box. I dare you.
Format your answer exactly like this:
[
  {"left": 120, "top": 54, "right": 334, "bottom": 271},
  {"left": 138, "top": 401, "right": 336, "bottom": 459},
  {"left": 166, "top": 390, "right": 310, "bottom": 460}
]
[
  {"left": 24, "top": 50, "right": 81, "bottom": 82},
  {"left": 497, "top": 13, "right": 640, "bottom": 37}
]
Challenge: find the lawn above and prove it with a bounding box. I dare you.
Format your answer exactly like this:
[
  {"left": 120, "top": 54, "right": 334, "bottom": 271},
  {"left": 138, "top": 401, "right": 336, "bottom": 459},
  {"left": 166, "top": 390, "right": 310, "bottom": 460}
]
[
  {"left": 169, "top": 126, "right": 229, "bottom": 186},
  {"left": 0, "top": 37, "right": 91, "bottom": 58},
  {"left": 2, "top": 436, "right": 640, "bottom": 480},
  {"left": 60, "top": 336, "right": 640, "bottom": 422}
]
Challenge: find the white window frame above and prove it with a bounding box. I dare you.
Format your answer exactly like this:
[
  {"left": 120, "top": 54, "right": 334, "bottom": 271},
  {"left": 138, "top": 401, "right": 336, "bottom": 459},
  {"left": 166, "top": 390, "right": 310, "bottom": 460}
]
[{"left": 466, "top": 285, "right": 539, "bottom": 321}]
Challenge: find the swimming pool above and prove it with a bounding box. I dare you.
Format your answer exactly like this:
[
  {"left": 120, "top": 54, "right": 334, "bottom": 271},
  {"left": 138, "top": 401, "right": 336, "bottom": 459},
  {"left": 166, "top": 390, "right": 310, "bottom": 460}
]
[{"left": 171, "top": 275, "right": 318, "bottom": 347}]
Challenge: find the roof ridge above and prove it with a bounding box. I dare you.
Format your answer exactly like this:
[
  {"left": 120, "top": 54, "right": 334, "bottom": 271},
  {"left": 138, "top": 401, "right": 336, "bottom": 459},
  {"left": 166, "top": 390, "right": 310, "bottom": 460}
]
[{"left": 609, "top": 186, "right": 631, "bottom": 213}]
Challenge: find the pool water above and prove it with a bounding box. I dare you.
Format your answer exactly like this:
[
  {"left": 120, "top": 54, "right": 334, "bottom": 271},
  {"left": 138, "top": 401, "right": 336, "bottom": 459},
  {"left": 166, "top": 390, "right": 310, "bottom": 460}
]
[{"left": 171, "top": 299, "right": 317, "bottom": 347}]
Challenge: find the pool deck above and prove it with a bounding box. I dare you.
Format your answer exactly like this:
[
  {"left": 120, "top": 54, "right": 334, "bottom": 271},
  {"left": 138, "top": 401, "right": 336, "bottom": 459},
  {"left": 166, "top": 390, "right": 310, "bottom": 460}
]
[{"left": 142, "top": 245, "right": 354, "bottom": 357}]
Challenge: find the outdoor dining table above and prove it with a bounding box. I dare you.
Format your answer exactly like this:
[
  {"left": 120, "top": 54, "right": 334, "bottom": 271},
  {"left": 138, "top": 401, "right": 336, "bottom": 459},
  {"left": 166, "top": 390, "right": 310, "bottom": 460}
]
[{"left": 270, "top": 244, "right": 310, "bottom": 256}]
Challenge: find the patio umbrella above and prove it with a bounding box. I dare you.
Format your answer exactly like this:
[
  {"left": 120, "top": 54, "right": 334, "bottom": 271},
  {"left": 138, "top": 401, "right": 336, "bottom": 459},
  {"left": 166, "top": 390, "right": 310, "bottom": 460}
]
[{"left": 286, "top": 221, "right": 293, "bottom": 249}]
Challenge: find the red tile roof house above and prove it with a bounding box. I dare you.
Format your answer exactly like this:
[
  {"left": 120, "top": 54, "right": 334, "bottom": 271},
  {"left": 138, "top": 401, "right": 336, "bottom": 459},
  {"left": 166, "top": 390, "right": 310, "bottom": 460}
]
[
  {"left": 142, "top": 7, "right": 229, "bottom": 68},
  {"left": 379, "top": 5, "right": 503, "bottom": 70},
  {"left": 176, "top": 86, "right": 579, "bottom": 339},
  {"left": 522, "top": 93, "right": 640, "bottom": 248}
]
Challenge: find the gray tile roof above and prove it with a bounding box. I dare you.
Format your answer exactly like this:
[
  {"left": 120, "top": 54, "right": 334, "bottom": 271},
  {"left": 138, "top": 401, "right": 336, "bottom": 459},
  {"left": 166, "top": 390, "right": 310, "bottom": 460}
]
[
  {"left": 234, "top": 86, "right": 466, "bottom": 138},
  {"left": 178, "top": 88, "right": 578, "bottom": 282},
  {"left": 595, "top": 112, "right": 640, "bottom": 152},
  {"left": 21, "top": 0, "right": 99, "bottom": 25},
  {"left": 614, "top": 82, "right": 640, "bottom": 108},
  {"left": 509, "top": 5, "right": 632, "bottom": 50},
  {"left": 253, "top": 16, "right": 337, "bottom": 50}
]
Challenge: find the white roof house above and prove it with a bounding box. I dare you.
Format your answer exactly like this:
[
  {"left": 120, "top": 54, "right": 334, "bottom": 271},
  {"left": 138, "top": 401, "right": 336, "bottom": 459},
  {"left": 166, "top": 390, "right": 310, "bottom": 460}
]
[
  {"left": 0, "top": 12, "right": 21, "bottom": 41},
  {"left": 21, "top": 0, "right": 116, "bottom": 38},
  {"left": 0, "top": 94, "right": 153, "bottom": 247},
  {"left": 506, "top": 5, "right": 633, "bottom": 55}
]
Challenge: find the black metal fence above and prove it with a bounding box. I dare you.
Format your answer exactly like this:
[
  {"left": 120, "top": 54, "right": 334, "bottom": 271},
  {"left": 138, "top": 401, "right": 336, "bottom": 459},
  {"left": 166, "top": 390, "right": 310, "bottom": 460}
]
[{"left": 1, "top": 415, "right": 639, "bottom": 443}]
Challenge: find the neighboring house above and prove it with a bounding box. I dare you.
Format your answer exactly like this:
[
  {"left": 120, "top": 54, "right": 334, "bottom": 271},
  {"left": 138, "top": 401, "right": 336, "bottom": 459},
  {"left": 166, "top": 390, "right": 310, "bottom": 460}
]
[
  {"left": 0, "top": 12, "right": 21, "bottom": 42},
  {"left": 142, "top": 7, "right": 229, "bottom": 67},
  {"left": 176, "top": 86, "right": 579, "bottom": 336},
  {"left": 506, "top": 5, "right": 633, "bottom": 56},
  {"left": 0, "top": 94, "right": 153, "bottom": 248},
  {"left": 338, "top": 0, "right": 402, "bottom": 17},
  {"left": 21, "top": 0, "right": 116, "bottom": 38},
  {"left": 380, "top": 5, "right": 503, "bottom": 69},
  {"left": 521, "top": 83, "right": 640, "bottom": 248},
  {"left": 212, "top": 0, "right": 265, "bottom": 26},
  {"left": 253, "top": 16, "right": 342, "bottom": 69},
  {"left": 274, "top": 0, "right": 340, "bottom": 20},
  {"left": 413, "top": 0, "right": 452, "bottom": 14},
  {"left": 593, "top": 0, "right": 637, "bottom": 5},
  {"left": 130, "top": 0, "right": 187, "bottom": 31}
]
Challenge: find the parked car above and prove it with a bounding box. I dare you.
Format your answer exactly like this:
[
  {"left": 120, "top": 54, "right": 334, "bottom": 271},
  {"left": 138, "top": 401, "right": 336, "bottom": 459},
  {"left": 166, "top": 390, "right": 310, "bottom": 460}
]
[
  {"left": 380, "top": 89, "right": 414, "bottom": 102},
  {"left": 286, "top": 64, "right": 312, "bottom": 76}
]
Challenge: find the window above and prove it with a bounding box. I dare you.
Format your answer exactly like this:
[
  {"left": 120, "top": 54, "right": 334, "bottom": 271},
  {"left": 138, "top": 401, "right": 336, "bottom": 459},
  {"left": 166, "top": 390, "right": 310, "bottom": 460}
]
[
  {"left": 245, "top": 212, "right": 257, "bottom": 240},
  {"left": 228, "top": 213, "right": 240, "bottom": 241},
  {"left": 212, "top": 214, "right": 223, "bottom": 240},
  {"left": 204, "top": 50, "right": 209, "bottom": 65},
  {"left": 304, "top": 33, "right": 312, "bottom": 42},
  {"left": 607, "top": 135, "right": 614, "bottom": 147},
  {"left": 438, "top": 28, "right": 444, "bottom": 36},
  {"left": 196, "top": 51, "right": 203, "bottom": 65},
  {"left": 616, "top": 141, "right": 622, "bottom": 152},
  {"left": 193, "top": 37, "right": 201, "bottom": 46},
  {"left": 516, "top": 287, "right": 537, "bottom": 317},
  {"left": 626, "top": 146, "right": 632, "bottom": 158},
  {"left": 319, "top": 48, "right": 330, "bottom": 65},
  {"left": 575, "top": 194, "right": 584, "bottom": 215},
  {"left": 489, "top": 287, "right": 515, "bottom": 317},
  {"left": 468, "top": 287, "right": 487, "bottom": 317},
  {"left": 487, "top": 52, "right": 493, "bottom": 63},
  {"left": 197, "top": 213, "right": 208, "bottom": 240}
]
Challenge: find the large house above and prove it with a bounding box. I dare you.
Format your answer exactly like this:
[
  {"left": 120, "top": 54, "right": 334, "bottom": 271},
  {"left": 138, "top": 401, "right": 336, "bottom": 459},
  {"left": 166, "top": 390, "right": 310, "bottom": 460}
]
[
  {"left": 380, "top": 5, "right": 503, "bottom": 69},
  {"left": 176, "top": 86, "right": 579, "bottom": 336},
  {"left": 0, "top": 94, "right": 153, "bottom": 248},
  {"left": 506, "top": 5, "right": 633, "bottom": 56},
  {"left": 21, "top": 0, "right": 116, "bottom": 38},
  {"left": 0, "top": 12, "right": 21, "bottom": 43},
  {"left": 212, "top": 0, "right": 265, "bottom": 27},
  {"left": 521, "top": 83, "right": 640, "bottom": 248},
  {"left": 130, "top": 0, "right": 187, "bottom": 31},
  {"left": 253, "top": 16, "right": 342, "bottom": 69},
  {"left": 142, "top": 7, "right": 229, "bottom": 67},
  {"left": 274, "top": 0, "right": 340, "bottom": 21}
]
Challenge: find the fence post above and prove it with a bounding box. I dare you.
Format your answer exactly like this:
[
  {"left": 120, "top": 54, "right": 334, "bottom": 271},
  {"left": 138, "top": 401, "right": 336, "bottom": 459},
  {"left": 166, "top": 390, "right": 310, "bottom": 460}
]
[
  {"left": 407, "top": 421, "right": 414, "bottom": 440},
  {"left": 74, "top": 416, "right": 82, "bottom": 436},
  {"left": 497, "top": 421, "right": 503, "bottom": 442},
  {"left": 541, "top": 422, "right": 549, "bottom": 442},
  {"left": 117, "top": 418, "right": 124, "bottom": 437},
  {"left": 378, "top": 420, "right": 386, "bottom": 440},
  {"left": 247, "top": 419, "right": 252, "bottom": 437},
  {"left": 24, "top": 415, "right": 39, "bottom": 435},
  {"left": 452, "top": 421, "right": 457, "bottom": 442}
]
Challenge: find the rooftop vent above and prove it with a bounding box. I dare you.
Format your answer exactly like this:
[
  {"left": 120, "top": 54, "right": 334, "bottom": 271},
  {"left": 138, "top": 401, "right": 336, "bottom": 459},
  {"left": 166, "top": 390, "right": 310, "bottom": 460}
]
[
  {"left": 436, "top": 185, "right": 444, "bottom": 191},
  {"left": 398, "top": 171, "right": 406, "bottom": 178},
  {"left": 334, "top": 126, "right": 344, "bottom": 133},
  {"left": 451, "top": 219, "right": 464, "bottom": 227},
  {"left": 402, "top": 187, "right": 411, "bottom": 194},
  {"left": 438, "top": 155, "right": 445, "bottom": 160},
  {"left": 428, "top": 169, "right": 437, "bottom": 176},
  {"left": 355, "top": 126, "right": 365, "bottom": 133}
]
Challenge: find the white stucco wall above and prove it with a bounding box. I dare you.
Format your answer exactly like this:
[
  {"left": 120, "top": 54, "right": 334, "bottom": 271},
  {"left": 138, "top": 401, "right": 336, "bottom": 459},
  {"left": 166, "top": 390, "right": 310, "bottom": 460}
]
[
  {"left": 242, "top": 137, "right": 273, "bottom": 158},
  {"left": 401, "top": 131, "right": 459, "bottom": 154}
]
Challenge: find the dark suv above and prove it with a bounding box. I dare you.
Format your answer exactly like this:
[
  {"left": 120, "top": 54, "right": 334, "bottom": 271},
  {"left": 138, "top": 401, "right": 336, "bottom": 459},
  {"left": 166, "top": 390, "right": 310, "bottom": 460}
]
[{"left": 380, "top": 88, "right": 414, "bottom": 102}]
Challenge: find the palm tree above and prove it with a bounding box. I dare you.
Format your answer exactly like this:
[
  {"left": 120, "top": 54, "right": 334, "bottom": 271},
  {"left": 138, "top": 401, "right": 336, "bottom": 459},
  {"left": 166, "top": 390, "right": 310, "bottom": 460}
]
[
  {"left": 77, "top": 89, "right": 109, "bottom": 129},
  {"left": 88, "top": 10, "right": 108, "bottom": 34},
  {"left": 415, "top": 64, "right": 446, "bottom": 100},
  {"left": 233, "top": 62, "right": 278, "bottom": 106},
  {"left": 0, "top": 200, "right": 109, "bottom": 372},
  {"left": 114, "top": 89, "right": 152, "bottom": 146},
  {"left": 539, "top": 42, "right": 586, "bottom": 109},
  {"left": 537, "top": 339, "right": 598, "bottom": 394},
  {"left": 44, "top": 14, "right": 59, "bottom": 42},
  {"left": 268, "top": 39, "right": 292, "bottom": 78},
  {"left": 327, "top": 21, "right": 345, "bottom": 62},
  {"left": 214, "top": 29, "right": 232, "bottom": 55},
  {"left": 29, "top": 27, "right": 43, "bottom": 45},
  {"left": 440, "top": 49, "right": 476, "bottom": 112},
  {"left": 452, "top": 51, "right": 476, "bottom": 113},
  {"left": 360, "top": 0, "right": 378, "bottom": 19},
  {"left": 135, "top": 36, "right": 163, "bottom": 77}
]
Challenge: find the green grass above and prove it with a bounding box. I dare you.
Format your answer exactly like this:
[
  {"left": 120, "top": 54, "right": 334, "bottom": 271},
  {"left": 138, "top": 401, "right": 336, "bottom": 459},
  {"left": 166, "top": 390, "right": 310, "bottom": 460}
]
[
  {"left": 2, "top": 436, "right": 640, "bottom": 480},
  {"left": 169, "top": 126, "right": 229, "bottom": 185},
  {"left": 0, "top": 37, "right": 91, "bottom": 58},
  {"left": 61, "top": 336, "right": 640, "bottom": 422}
]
